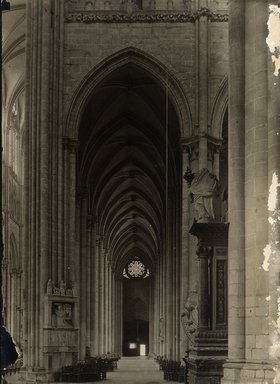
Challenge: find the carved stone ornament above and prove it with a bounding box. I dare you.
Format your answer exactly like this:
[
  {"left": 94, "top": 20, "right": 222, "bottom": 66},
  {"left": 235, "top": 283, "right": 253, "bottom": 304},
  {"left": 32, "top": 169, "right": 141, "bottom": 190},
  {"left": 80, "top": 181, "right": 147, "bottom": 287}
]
[
  {"left": 181, "top": 298, "right": 198, "bottom": 346},
  {"left": 52, "top": 302, "right": 73, "bottom": 328},
  {"left": 187, "top": 168, "right": 221, "bottom": 223},
  {"left": 65, "top": 8, "right": 228, "bottom": 24},
  {"left": 46, "top": 279, "right": 77, "bottom": 297}
]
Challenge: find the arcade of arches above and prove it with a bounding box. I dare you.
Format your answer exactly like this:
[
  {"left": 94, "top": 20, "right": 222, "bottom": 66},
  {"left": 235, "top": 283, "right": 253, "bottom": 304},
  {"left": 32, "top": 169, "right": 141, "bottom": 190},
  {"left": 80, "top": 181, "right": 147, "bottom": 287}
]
[{"left": 1, "top": 1, "right": 280, "bottom": 383}]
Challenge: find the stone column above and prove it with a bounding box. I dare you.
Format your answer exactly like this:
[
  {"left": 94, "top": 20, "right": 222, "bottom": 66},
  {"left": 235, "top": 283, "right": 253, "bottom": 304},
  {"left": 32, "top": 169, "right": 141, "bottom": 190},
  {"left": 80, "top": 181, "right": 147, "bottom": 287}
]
[
  {"left": 110, "top": 264, "right": 114, "bottom": 352},
  {"left": 90, "top": 225, "right": 96, "bottom": 355},
  {"left": 244, "top": 0, "right": 269, "bottom": 366},
  {"left": 98, "top": 239, "right": 105, "bottom": 354},
  {"left": 68, "top": 142, "right": 77, "bottom": 287},
  {"left": 166, "top": 212, "right": 174, "bottom": 359},
  {"left": 180, "top": 145, "right": 190, "bottom": 356},
  {"left": 198, "top": 0, "right": 209, "bottom": 169},
  {"left": 86, "top": 217, "right": 93, "bottom": 353},
  {"left": 153, "top": 263, "right": 160, "bottom": 356},
  {"left": 93, "top": 235, "right": 100, "bottom": 355},
  {"left": 213, "top": 148, "right": 220, "bottom": 178},
  {"left": 78, "top": 200, "right": 87, "bottom": 358},
  {"left": 115, "top": 278, "right": 122, "bottom": 355},
  {"left": 23, "top": 0, "right": 52, "bottom": 371},
  {"left": 223, "top": 2, "right": 246, "bottom": 382},
  {"left": 267, "top": 2, "right": 280, "bottom": 381},
  {"left": 104, "top": 253, "right": 109, "bottom": 353},
  {"left": 196, "top": 243, "right": 210, "bottom": 329}
]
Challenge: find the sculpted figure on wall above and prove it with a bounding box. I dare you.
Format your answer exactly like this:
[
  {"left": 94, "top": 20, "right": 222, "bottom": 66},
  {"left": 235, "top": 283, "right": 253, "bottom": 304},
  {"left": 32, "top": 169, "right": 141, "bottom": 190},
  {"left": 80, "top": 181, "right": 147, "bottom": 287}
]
[
  {"left": 59, "top": 280, "right": 66, "bottom": 295},
  {"left": 184, "top": 167, "right": 221, "bottom": 222},
  {"left": 52, "top": 303, "right": 73, "bottom": 328},
  {"left": 181, "top": 298, "right": 198, "bottom": 347},
  {"left": 46, "top": 279, "right": 53, "bottom": 294},
  {"left": 159, "top": 317, "right": 165, "bottom": 342}
]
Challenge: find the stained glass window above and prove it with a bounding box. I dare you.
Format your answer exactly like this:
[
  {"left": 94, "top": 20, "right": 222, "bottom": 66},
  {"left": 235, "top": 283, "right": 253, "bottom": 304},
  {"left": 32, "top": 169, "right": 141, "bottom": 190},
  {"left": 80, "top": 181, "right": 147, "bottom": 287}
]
[
  {"left": 123, "top": 258, "right": 150, "bottom": 279},
  {"left": 127, "top": 260, "right": 145, "bottom": 277}
]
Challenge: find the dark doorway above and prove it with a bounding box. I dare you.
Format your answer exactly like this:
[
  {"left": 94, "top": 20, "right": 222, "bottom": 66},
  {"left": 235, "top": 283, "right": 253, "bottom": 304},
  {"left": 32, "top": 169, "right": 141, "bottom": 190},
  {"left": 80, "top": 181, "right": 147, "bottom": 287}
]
[
  {"left": 122, "top": 278, "right": 150, "bottom": 356},
  {"left": 123, "top": 319, "right": 149, "bottom": 356}
]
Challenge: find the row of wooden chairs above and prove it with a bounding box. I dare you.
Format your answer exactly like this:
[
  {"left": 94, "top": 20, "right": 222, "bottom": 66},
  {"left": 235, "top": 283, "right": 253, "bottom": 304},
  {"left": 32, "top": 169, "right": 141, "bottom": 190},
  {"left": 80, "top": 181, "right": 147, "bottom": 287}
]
[
  {"left": 59, "top": 354, "right": 120, "bottom": 382},
  {"left": 156, "top": 356, "right": 186, "bottom": 383}
]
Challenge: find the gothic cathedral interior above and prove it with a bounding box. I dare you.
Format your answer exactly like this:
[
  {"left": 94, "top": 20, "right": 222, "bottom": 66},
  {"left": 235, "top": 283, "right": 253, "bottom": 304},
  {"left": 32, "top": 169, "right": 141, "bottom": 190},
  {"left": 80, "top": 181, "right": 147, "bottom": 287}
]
[{"left": 1, "top": 0, "right": 280, "bottom": 383}]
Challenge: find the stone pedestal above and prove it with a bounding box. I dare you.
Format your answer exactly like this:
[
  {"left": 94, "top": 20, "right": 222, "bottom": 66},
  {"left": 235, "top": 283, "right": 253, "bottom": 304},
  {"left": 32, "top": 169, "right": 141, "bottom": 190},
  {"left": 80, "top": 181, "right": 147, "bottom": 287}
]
[
  {"left": 187, "top": 222, "right": 228, "bottom": 384},
  {"left": 42, "top": 290, "right": 78, "bottom": 378}
]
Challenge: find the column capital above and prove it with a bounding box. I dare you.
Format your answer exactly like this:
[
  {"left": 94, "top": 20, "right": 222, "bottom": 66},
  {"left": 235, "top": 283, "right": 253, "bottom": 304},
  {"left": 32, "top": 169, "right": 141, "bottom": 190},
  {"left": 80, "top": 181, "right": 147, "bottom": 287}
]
[
  {"left": 196, "top": 241, "right": 212, "bottom": 260},
  {"left": 181, "top": 136, "right": 200, "bottom": 161}
]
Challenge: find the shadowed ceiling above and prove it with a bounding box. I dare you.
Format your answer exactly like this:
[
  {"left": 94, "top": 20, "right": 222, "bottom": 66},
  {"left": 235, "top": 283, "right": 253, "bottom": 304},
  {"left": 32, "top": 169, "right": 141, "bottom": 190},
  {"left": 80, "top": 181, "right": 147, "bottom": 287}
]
[{"left": 78, "top": 63, "right": 181, "bottom": 275}]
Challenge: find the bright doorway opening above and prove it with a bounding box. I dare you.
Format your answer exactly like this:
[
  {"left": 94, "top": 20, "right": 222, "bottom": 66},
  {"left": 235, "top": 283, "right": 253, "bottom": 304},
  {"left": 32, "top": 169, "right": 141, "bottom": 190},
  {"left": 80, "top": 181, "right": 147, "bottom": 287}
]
[{"left": 140, "top": 344, "right": 146, "bottom": 356}]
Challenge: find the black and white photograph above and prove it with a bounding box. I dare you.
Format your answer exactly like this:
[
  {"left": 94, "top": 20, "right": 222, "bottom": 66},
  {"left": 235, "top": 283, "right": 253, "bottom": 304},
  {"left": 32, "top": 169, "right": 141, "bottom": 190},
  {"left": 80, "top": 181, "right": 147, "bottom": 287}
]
[{"left": 1, "top": 0, "right": 280, "bottom": 383}]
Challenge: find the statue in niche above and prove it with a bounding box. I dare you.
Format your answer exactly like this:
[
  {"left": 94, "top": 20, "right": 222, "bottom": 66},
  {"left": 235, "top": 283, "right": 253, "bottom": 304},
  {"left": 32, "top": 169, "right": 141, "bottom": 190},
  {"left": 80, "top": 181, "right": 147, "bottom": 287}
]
[
  {"left": 59, "top": 280, "right": 66, "bottom": 295},
  {"left": 53, "top": 286, "right": 60, "bottom": 295},
  {"left": 159, "top": 317, "right": 165, "bottom": 342},
  {"left": 85, "top": 1, "right": 95, "bottom": 11},
  {"left": 167, "top": 0, "right": 173, "bottom": 10},
  {"left": 69, "top": 281, "right": 77, "bottom": 296},
  {"left": 127, "top": 0, "right": 135, "bottom": 14},
  {"left": 184, "top": 167, "right": 221, "bottom": 223},
  {"left": 181, "top": 298, "right": 198, "bottom": 347},
  {"left": 183, "top": 0, "right": 191, "bottom": 11},
  {"left": 104, "top": 1, "right": 111, "bottom": 10},
  {"left": 149, "top": 0, "right": 156, "bottom": 10},
  {"left": 52, "top": 303, "right": 73, "bottom": 328},
  {"left": 46, "top": 279, "right": 53, "bottom": 294}
]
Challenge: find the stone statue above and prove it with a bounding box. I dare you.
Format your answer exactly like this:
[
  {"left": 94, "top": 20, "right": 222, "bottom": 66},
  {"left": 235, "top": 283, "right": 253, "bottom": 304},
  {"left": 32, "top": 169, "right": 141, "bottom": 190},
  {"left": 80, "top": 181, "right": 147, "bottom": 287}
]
[
  {"left": 167, "top": 0, "right": 173, "bottom": 10},
  {"left": 68, "top": 281, "right": 77, "bottom": 297},
  {"left": 149, "top": 0, "right": 156, "bottom": 10},
  {"left": 184, "top": 167, "right": 221, "bottom": 222},
  {"left": 159, "top": 317, "right": 165, "bottom": 341},
  {"left": 104, "top": 1, "right": 111, "bottom": 10},
  {"left": 46, "top": 279, "right": 53, "bottom": 294},
  {"left": 181, "top": 298, "right": 198, "bottom": 347},
  {"left": 52, "top": 303, "right": 73, "bottom": 328},
  {"left": 59, "top": 280, "right": 66, "bottom": 295},
  {"left": 85, "top": 1, "right": 95, "bottom": 11}
]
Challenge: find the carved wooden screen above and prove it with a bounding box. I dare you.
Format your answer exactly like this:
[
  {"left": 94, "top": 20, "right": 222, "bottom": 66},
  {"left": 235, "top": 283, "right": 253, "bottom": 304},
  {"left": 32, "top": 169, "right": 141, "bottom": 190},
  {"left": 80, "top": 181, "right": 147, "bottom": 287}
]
[{"left": 212, "top": 247, "right": 227, "bottom": 329}]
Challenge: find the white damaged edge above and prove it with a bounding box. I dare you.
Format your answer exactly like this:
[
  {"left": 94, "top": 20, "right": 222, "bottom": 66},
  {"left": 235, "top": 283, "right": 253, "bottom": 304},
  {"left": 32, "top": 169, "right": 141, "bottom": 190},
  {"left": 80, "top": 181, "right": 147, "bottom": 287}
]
[
  {"left": 266, "top": 5, "right": 280, "bottom": 77},
  {"left": 264, "top": 171, "right": 280, "bottom": 381}
]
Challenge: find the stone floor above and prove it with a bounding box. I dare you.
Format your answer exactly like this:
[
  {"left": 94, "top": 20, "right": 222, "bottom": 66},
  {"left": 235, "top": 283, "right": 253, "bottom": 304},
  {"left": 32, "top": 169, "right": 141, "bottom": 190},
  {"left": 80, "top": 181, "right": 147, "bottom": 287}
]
[{"left": 105, "top": 356, "right": 169, "bottom": 384}]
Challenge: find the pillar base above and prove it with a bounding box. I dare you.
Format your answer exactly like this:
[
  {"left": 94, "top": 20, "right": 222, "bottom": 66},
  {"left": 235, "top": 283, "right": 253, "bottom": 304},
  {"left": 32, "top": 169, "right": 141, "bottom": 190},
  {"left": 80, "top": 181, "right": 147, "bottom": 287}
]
[
  {"left": 221, "top": 361, "right": 275, "bottom": 384},
  {"left": 187, "top": 331, "right": 228, "bottom": 384},
  {"left": 3, "top": 368, "right": 53, "bottom": 384},
  {"left": 188, "top": 354, "right": 227, "bottom": 384}
]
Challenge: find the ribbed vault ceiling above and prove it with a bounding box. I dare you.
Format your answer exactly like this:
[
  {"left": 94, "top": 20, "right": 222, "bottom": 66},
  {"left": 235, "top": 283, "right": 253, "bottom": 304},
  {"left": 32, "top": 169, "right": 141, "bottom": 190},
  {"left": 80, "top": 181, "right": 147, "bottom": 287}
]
[{"left": 78, "top": 63, "right": 181, "bottom": 276}]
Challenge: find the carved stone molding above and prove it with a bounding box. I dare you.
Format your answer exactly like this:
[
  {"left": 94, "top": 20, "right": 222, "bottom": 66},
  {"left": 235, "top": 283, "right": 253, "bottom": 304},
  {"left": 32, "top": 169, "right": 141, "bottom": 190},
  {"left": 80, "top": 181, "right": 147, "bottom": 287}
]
[
  {"left": 181, "top": 298, "right": 198, "bottom": 348},
  {"left": 181, "top": 136, "right": 200, "bottom": 162},
  {"left": 46, "top": 279, "right": 77, "bottom": 297},
  {"left": 65, "top": 8, "right": 228, "bottom": 24},
  {"left": 196, "top": 242, "right": 212, "bottom": 260}
]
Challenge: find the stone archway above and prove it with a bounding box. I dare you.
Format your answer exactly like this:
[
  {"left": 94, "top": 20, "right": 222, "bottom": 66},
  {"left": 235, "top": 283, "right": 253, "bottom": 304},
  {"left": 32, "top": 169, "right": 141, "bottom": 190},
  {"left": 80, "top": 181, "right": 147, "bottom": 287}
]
[
  {"left": 65, "top": 47, "right": 192, "bottom": 140},
  {"left": 64, "top": 48, "right": 191, "bottom": 361}
]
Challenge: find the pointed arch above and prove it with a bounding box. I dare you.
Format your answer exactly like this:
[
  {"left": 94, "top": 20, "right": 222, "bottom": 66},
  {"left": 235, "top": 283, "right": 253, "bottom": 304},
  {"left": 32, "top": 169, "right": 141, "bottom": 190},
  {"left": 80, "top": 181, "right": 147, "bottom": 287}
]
[
  {"left": 210, "top": 76, "right": 228, "bottom": 138},
  {"left": 65, "top": 47, "right": 192, "bottom": 139}
]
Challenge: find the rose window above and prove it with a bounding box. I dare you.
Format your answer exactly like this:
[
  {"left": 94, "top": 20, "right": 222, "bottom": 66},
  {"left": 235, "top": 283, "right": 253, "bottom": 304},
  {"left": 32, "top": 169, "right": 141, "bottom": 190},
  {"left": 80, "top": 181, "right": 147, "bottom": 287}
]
[
  {"left": 127, "top": 260, "right": 145, "bottom": 277},
  {"left": 123, "top": 258, "right": 150, "bottom": 279}
]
